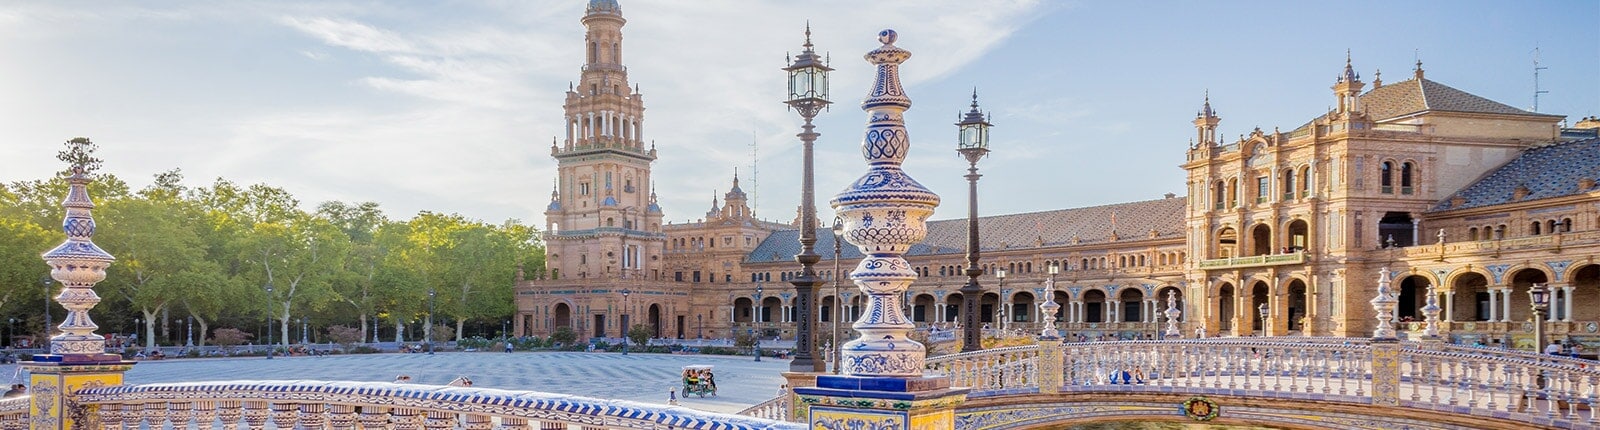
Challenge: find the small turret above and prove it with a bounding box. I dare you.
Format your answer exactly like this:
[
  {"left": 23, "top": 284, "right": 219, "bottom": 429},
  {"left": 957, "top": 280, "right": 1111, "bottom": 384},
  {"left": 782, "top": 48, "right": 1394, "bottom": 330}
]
[
  {"left": 1332, "top": 50, "right": 1365, "bottom": 114},
  {"left": 1193, "top": 90, "right": 1220, "bottom": 146}
]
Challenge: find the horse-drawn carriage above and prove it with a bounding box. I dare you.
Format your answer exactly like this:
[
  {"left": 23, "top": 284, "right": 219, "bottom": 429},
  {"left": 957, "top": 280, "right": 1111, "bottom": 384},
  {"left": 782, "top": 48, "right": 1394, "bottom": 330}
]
[{"left": 681, "top": 365, "right": 716, "bottom": 398}]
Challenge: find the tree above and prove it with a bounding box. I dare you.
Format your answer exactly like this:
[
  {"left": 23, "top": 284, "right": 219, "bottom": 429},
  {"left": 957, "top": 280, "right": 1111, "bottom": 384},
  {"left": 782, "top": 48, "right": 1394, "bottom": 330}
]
[
  {"left": 319, "top": 201, "right": 387, "bottom": 343},
  {"left": 210, "top": 328, "right": 251, "bottom": 353},
  {"left": 549, "top": 326, "right": 577, "bottom": 347},
  {"left": 628, "top": 324, "right": 652, "bottom": 349},
  {"left": 98, "top": 197, "right": 208, "bottom": 349},
  {"left": 325, "top": 325, "right": 363, "bottom": 353},
  {"left": 0, "top": 217, "right": 53, "bottom": 329}
]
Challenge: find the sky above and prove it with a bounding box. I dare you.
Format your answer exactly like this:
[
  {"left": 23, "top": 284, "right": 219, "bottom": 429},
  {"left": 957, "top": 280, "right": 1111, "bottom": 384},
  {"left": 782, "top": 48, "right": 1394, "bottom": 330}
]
[{"left": 2, "top": 0, "right": 1596, "bottom": 228}]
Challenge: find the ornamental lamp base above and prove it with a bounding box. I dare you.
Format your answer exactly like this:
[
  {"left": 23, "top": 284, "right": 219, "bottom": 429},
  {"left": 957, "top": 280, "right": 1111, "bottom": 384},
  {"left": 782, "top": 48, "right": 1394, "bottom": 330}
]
[{"left": 797, "top": 375, "right": 968, "bottom": 430}]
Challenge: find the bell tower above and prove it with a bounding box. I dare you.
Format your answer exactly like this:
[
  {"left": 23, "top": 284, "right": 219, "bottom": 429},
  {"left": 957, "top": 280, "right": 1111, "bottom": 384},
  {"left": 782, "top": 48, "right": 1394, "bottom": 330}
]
[
  {"left": 1193, "top": 91, "right": 1220, "bottom": 147},
  {"left": 545, "top": 0, "right": 663, "bottom": 282}
]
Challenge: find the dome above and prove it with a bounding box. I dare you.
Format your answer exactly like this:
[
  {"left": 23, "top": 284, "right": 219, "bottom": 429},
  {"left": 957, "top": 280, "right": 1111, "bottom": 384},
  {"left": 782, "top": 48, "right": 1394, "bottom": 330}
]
[{"left": 586, "top": 0, "right": 620, "bottom": 15}]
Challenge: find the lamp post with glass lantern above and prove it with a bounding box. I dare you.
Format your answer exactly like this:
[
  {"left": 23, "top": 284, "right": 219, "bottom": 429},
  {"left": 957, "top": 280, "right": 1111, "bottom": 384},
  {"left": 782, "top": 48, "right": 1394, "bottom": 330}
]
[
  {"left": 427, "top": 288, "right": 436, "bottom": 355},
  {"left": 40, "top": 275, "right": 53, "bottom": 342},
  {"left": 783, "top": 23, "right": 832, "bottom": 373},
  {"left": 995, "top": 268, "right": 1007, "bottom": 332},
  {"left": 1257, "top": 303, "right": 1269, "bottom": 337},
  {"left": 956, "top": 90, "right": 993, "bottom": 352},
  {"left": 265, "top": 285, "right": 274, "bottom": 359},
  {"left": 830, "top": 217, "right": 845, "bottom": 374},
  {"left": 1530, "top": 283, "right": 1550, "bottom": 353},
  {"left": 621, "top": 289, "right": 630, "bottom": 356},
  {"left": 300, "top": 317, "right": 309, "bottom": 345},
  {"left": 753, "top": 285, "right": 764, "bottom": 362}
]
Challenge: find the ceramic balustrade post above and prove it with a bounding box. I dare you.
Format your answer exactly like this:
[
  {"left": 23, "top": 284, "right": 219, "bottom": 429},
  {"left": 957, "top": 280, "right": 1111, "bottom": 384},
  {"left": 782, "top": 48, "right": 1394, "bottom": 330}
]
[
  {"left": 390, "top": 408, "right": 422, "bottom": 430},
  {"left": 328, "top": 405, "right": 357, "bottom": 430},
  {"left": 141, "top": 402, "right": 166, "bottom": 430},
  {"left": 422, "top": 411, "right": 454, "bottom": 430},
  {"left": 300, "top": 403, "right": 328, "bottom": 430},
  {"left": 537, "top": 421, "right": 564, "bottom": 430},
  {"left": 356, "top": 406, "right": 389, "bottom": 430},
  {"left": 195, "top": 401, "right": 218, "bottom": 430},
  {"left": 497, "top": 417, "right": 529, "bottom": 430},
  {"left": 217, "top": 401, "right": 243, "bottom": 430},
  {"left": 269, "top": 403, "right": 298, "bottom": 430},
  {"left": 464, "top": 414, "right": 492, "bottom": 430},
  {"left": 241, "top": 401, "right": 268, "bottom": 430},
  {"left": 94, "top": 404, "right": 120, "bottom": 430}
]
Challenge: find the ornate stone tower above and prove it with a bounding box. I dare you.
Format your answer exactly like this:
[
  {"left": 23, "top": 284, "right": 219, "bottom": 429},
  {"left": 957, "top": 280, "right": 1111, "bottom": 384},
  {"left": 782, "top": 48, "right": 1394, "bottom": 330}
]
[{"left": 544, "top": 0, "right": 664, "bottom": 282}]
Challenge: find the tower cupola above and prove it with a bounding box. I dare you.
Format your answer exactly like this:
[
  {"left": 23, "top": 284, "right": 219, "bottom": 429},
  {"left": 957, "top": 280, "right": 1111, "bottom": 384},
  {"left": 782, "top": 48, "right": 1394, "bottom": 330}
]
[{"left": 1193, "top": 91, "right": 1220, "bottom": 146}]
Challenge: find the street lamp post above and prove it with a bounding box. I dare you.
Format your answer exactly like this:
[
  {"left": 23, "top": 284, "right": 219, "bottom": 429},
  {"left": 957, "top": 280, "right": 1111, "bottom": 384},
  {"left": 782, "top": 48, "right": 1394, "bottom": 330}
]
[
  {"left": 783, "top": 23, "right": 832, "bottom": 373},
  {"left": 995, "top": 269, "right": 1008, "bottom": 332},
  {"left": 1257, "top": 303, "right": 1268, "bottom": 337},
  {"left": 956, "top": 90, "right": 994, "bottom": 353},
  {"left": 427, "top": 288, "right": 436, "bottom": 355},
  {"left": 264, "top": 285, "right": 274, "bottom": 359},
  {"left": 1530, "top": 283, "right": 1550, "bottom": 353},
  {"left": 301, "top": 317, "right": 309, "bottom": 344},
  {"left": 753, "top": 286, "right": 763, "bottom": 362},
  {"left": 41, "top": 275, "right": 53, "bottom": 343},
  {"left": 185, "top": 316, "right": 193, "bottom": 347},
  {"left": 830, "top": 217, "right": 844, "bottom": 374},
  {"left": 621, "top": 289, "right": 630, "bottom": 356}
]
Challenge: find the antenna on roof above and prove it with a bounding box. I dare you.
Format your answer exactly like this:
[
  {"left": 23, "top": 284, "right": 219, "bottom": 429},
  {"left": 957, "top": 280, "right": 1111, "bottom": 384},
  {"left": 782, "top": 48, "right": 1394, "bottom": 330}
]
[
  {"left": 749, "top": 131, "right": 759, "bottom": 216},
  {"left": 1533, "top": 46, "right": 1550, "bottom": 112}
]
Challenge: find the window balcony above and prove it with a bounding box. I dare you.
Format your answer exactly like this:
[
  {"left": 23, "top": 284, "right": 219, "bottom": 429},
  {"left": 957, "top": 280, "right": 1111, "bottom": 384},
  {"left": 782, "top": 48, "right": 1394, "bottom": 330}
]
[{"left": 1197, "top": 251, "right": 1305, "bottom": 269}]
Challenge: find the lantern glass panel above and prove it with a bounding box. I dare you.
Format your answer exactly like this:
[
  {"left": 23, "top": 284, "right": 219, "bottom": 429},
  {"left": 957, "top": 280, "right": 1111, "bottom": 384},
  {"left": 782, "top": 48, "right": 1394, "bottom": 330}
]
[
  {"left": 959, "top": 124, "right": 987, "bottom": 150},
  {"left": 814, "top": 69, "right": 829, "bottom": 100},
  {"left": 788, "top": 69, "right": 811, "bottom": 101}
]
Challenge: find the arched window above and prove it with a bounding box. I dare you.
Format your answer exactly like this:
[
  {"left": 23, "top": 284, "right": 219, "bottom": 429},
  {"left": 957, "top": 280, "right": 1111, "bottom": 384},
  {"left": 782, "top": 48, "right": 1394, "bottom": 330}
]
[
  {"left": 1298, "top": 166, "right": 1312, "bottom": 198},
  {"left": 1227, "top": 178, "right": 1239, "bottom": 208},
  {"left": 1212, "top": 181, "right": 1225, "bottom": 210},
  {"left": 1561, "top": 218, "right": 1573, "bottom": 232},
  {"left": 606, "top": 218, "right": 615, "bottom": 227},
  {"left": 588, "top": 42, "right": 598, "bottom": 63},
  {"left": 1531, "top": 221, "right": 1542, "bottom": 235},
  {"left": 1468, "top": 227, "right": 1479, "bottom": 241},
  {"left": 1548, "top": 220, "right": 1558, "bottom": 234},
  {"left": 1380, "top": 161, "right": 1395, "bottom": 194},
  {"left": 1281, "top": 168, "right": 1296, "bottom": 201},
  {"left": 1400, "top": 162, "right": 1415, "bottom": 194}
]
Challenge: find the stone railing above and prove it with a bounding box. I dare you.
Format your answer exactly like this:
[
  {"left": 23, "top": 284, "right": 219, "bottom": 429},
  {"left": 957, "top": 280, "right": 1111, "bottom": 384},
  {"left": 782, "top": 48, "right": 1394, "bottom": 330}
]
[
  {"left": 1402, "top": 230, "right": 1600, "bottom": 258},
  {"left": 916, "top": 338, "right": 1598, "bottom": 428},
  {"left": 734, "top": 393, "right": 792, "bottom": 422},
  {"left": 925, "top": 345, "right": 1042, "bottom": 394},
  {"left": 1197, "top": 252, "right": 1304, "bottom": 269},
  {"left": 58, "top": 381, "right": 802, "bottom": 430},
  {"left": 0, "top": 397, "right": 26, "bottom": 430}
]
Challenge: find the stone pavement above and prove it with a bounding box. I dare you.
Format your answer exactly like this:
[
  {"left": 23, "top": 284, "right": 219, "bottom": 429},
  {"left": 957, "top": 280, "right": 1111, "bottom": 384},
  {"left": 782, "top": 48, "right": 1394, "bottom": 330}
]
[{"left": 1, "top": 352, "right": 791, "bottom": 414}]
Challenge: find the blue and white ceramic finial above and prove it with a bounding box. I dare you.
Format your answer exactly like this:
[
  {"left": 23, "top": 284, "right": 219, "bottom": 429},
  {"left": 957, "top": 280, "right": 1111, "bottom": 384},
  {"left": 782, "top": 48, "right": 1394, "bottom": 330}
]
[
  {"left": 40, "top": 167, "right": 116, "bottom": 357},
  {"left": 830, "top": 29, "right": 940, "bottom": 378}
]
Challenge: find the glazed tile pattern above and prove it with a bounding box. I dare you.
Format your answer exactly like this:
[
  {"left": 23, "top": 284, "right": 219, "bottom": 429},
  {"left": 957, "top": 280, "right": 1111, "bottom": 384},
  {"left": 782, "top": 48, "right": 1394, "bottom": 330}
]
[
  {"left": 39, "top": 170, "right": 115, "bottom": 356},
  {"left": 74, "top": 380, "right": 801, "bottom": 430},
  {"left": 828, "top": 30, "right": 939, "bottom": 378},
  {"left": 1431, "top": 137, "right": 1600, "bottom": 211},
  {"left": 746, "top": 198, "right": 1186, "bottom": 263}
]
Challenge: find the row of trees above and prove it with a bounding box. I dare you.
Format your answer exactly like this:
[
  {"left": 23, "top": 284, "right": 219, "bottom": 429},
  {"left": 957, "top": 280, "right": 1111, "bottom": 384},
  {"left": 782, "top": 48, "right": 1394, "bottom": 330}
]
[{"left": 0, "top": 139, "right": 544, "bottom": 349}]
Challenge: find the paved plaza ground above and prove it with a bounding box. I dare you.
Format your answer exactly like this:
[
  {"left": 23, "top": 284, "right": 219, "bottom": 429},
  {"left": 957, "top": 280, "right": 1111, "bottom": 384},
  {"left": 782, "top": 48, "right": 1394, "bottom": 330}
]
[{"left": 1, "top": 352, "right": 791, "bottom": 414}]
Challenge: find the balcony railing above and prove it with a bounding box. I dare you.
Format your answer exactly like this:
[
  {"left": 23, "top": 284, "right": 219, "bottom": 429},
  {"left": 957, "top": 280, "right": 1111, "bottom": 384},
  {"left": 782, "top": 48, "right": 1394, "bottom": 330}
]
[{"left": 1197, "top": 251, "right": 1304, "bottom": 269}]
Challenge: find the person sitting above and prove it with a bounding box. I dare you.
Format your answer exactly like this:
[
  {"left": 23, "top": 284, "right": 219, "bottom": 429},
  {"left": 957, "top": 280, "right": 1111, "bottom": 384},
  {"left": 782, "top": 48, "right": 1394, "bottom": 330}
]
[
  {"left": 3, "top": 384, "right": 26, "bottom": 398},
  {"left": 393, "top": 375, "right": 412, "bottom": 383},
  {"left": 446, "top": 376, "right": 473, "bottom": 387}
]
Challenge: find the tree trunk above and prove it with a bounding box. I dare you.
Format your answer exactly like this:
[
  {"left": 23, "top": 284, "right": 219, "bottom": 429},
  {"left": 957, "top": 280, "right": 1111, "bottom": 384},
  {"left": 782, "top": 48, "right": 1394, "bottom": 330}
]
[
  {"left": 195, "top": 316, "right": 210, "bottom": 347},
  {"left": 142, "top": 308, "right": 158, "bottom": 350},
  {"left": 358, "top": 314, "right": 369, "bottom": 345},
  {"left": 280, "top": 305, "right": 292, "bottom": 347},
  {"left": 455, "top": 320, "right": 464, "bottom": 342},
  {"left": 394, "top": 317, "right": 404, "bottom": 343}
]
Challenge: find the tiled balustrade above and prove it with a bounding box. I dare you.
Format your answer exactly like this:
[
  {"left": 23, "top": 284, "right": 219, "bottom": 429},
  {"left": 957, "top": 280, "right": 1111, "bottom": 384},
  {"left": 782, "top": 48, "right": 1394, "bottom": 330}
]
[{"left": 0, "top": 381, "right": 801, "bottom": 430}]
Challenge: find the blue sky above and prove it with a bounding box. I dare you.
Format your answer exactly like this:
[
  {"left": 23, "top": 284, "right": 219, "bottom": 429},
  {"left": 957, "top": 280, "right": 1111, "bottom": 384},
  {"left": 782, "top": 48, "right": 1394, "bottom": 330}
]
[{"left": 1, "top": 1, "right": 1595, "bottom": 227}]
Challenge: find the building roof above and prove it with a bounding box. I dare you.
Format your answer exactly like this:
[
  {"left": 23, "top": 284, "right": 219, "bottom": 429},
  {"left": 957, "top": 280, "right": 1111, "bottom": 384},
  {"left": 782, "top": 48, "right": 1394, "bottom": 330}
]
[
  {"left": 1431, "top": 137, "right": 1600, "bottom": 212},
  {"left": 744, "top": 197, "right": 1187, "bottom": 263},
  {"left": 1362, "top": 78, "right": 1560, "bottom": 121}
]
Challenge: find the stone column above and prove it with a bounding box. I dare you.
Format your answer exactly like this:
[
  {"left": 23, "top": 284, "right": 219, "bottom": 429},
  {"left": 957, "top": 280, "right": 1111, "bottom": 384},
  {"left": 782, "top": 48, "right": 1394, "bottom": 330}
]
[
  {"left": 1488, "top": 288, "right": 1499, "bottom": 322},
  {"left": 1500, "top": 288, "right": 1512, "bottom": 323},
  {"left": 1444, "top": 290, "right": 1455, "bottom": 323},
  {"left": 1563, "top": 285, "right": 1575, "bottom": 322}
]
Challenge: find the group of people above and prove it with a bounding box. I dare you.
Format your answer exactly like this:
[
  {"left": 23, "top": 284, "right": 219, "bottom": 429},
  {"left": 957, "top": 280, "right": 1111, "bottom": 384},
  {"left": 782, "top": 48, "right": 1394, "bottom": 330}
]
[
  {"left": 390, "top": 375, "right": 473, "bottom": 387},
  {"left": 682, "top": 368, "right": 716, "bottom": 396}
]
